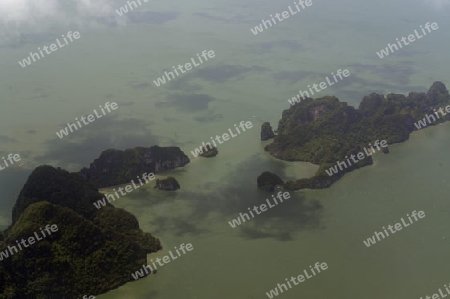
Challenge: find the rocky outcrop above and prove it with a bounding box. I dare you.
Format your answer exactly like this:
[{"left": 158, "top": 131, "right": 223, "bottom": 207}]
[
  {"left": 3, "top": 165, "right": 161, "bottom": 298},
  {"left": 200, "top": 146, "right": 218, "bottom": 158},
  {"left": 257, "top": 171, "right": 284, "bottom": 192},
  {"left": 267, "top": 82, "right": 450, "bottom": 190},
  {"left": 428, "top": 81, "right": 449, "bottom": 105},
  {"left": 79, "top": 146, "right": 189, "bottom": 188},
  {"left": 155, "top": 177, "right": 180, "bottom": 191},
  {"left": 261, "top": 122, "right": 275, "bottom": 140},
  {"left": 12, "top": 165, "right": 102, "bottom": 224}
]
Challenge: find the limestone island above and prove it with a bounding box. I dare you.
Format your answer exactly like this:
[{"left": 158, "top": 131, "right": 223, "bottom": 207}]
[
  {"left": 257, "top": 171, "right": 284, "bottom": 191},
  {"left": 199, "top": 146, "right": 218, "bottom": 158},
  {"left": 1, "top": 165, "right": 161, "bottom": 298},
  {"left": 79, "top": 146, "right": 189, "bottom": 188},
  {"left": 264, "top": 81, "right": 450, "bottom": 190},
  {"left": 261, "top": 122, "right": 275, "bottom": 140},
  {"left": 155, "top": 177, "right": 180, "bottom": 191}
]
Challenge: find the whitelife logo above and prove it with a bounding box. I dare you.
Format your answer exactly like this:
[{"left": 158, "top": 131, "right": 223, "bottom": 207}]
[
  {"left": 56, "top": 102, "right": 118, "bottom": 139},
  {"left": 250, "top": 0, "right": 313, "bottom": 35},
  {"left": 325, "top": 140, "right": 388, "bottom": 177},
  {"left": 363, "top": 210, "right": 425, "bottom": 247},
  {"left": 18, "top": 31, "right": 81, "bottom": 68},
  {"left": 115, "top": 0, "right": 149, "bottom": 16},
  {"left": 131, "top": 243, "right": 193, "bottom": 280},
  {"left": 93, "top": 172, "right": 155, "bottom": 209},
  {"left": 265, "top": 262, "right": 328, "bottom": 298},
  {"left": 153, "top": 50, "right": 215, "bottom": 87},
  {"left": 0, "top": 153, "right": 21, "bottom": 172},
  {"left": 375, "top": 22, "right": 438, "bottom": 58},
  {"left": 228, "top": 191, "right": 290, "bottom": 228},
  {"left": 0, "top": 224, "right": 58, "bottom": 262},
  {"left": 190, "top": 121, "right": 253, "bottom": 158},
  {"left": 287, "top": 69, "right": 350, "bottom": 106},
  {"left": 414, "top": 105, "right": 450, "bottom": 130}
]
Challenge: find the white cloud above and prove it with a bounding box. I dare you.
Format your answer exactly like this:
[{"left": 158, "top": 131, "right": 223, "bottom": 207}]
[
  {"left": 417, "top": 0, "right": 450, "bottom": 9},
  {"left": 0, "top": 0, "right": 123, "bottom": 44}
]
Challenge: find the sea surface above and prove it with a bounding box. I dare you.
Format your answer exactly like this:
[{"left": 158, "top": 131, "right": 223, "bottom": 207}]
[{"left": 0, "top": 0, "right": 449, "bottom": 298}]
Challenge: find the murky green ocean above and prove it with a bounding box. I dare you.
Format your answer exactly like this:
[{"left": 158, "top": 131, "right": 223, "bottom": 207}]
[{"left": 0, "top": 0, "right": 449, "bottom": 298}]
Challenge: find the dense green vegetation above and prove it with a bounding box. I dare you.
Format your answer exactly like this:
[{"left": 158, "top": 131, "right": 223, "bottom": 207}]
[
  {"left": 266, "top": 82, "right": 450, "bottom": 190},
  {"left": 12, "top": 165, "right": 102, "bottom": 224},
  {"left": 1, "top": 166, "right": 161, "bottom": 298}
]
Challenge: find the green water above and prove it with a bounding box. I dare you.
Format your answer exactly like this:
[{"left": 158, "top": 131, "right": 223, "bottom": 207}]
[
  {"left": 94, "top": 122, "right": 450, "bottom": 299},
  {"left": 0, "top": 0, "right": 450, "bottom": 297}
]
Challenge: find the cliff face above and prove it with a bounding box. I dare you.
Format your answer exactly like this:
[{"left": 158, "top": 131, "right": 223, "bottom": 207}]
[
  {"left": 267, "top": 82, "right": 450, "bottom": 190},
  {"left": 266, "top": 96, "right": 365, "bottom": 163},
  {"left": 79, "top": 146, "right": 190, "bottom": 188},
  {"left": 260, "top": 122, "right": 275, "bottom": 140},
  {"left": 155, "top": 177, "right": 180, "bottom": 191},
  {"left": 3, "top": 165, "right": 161, "bottom": 298},
  {"left": 257, "top": 171, "right": 284, "bottom": 191}
]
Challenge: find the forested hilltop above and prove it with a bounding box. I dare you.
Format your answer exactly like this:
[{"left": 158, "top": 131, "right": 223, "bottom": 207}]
[
  {"left": 266, "top": 82, "right": 450, "bottom": 190},
  {"left": 0, "top": 166, "right": 161, "bottom": 299}
]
